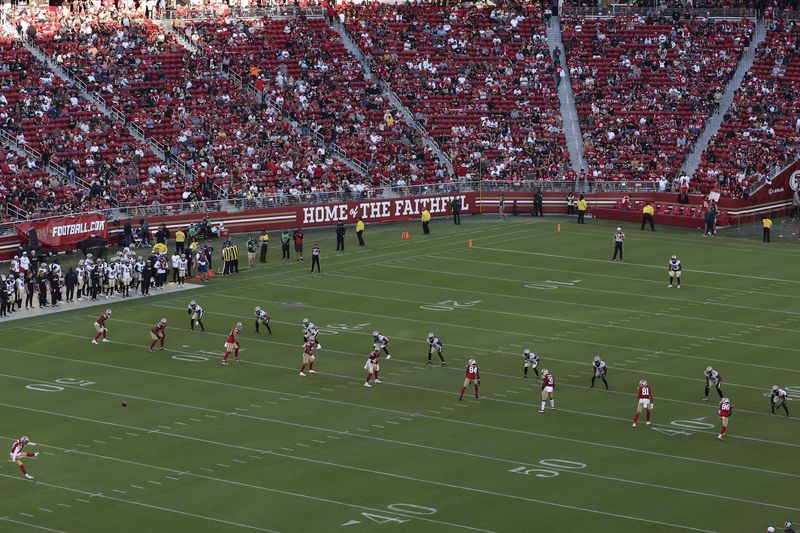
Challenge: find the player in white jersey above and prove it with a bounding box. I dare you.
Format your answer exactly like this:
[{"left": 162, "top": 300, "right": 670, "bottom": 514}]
[
  {"left": 771, "top": 386, "right": 790, "bottom": 416},
  {"left": 255, "top": 307, "right": 272, "bottom": 335},
  {"left": 187, "top": 300, "right": 206, "bottom": 332},
  {"left": 76, "top": 261, "right": 86, "bottom": 300},
  {"left": 302, "top": 318, "right": 321, "bottom": 349},
  {"left": 426, "top": 333, "right": 446, "bottom": 366},
  {"left": 372, "top": 331, "right": 391, "bottom": 359},
  {"left": 668, "top": 255, "right": 682, "bottom": 288},
  {"left": 10, "top": 436, "right": 39, "bottom": 480},
  {"left": 177, "top": 255, "right": 187, "bottom": 286},
  {"left": 133, "top": 257, "right": 144, "bottom": 291},
  {"left": 120, "top": 262, "right": 132, "bottom": 298},
  {"left": 522, "top": 348, "right": 539, "bottom": 379},
  {"left": 591, "top": 356, "right": 609, "bottom": 389},
  {"left": 703, "top": 366, "right": 723, "bottom": 401}
]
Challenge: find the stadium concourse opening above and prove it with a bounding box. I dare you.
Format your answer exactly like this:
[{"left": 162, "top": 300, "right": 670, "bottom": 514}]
[{"left": 0, "top": 1, "right": 799, "bottom": 532}]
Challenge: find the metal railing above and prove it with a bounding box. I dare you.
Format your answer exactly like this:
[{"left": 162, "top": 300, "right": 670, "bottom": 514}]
[
  {"left": 748, "top": 153, "right": 800, "bottom": 196},
  {"left": 561, "top": 5, "right": 755, "bottom": 18},
  {"left": 159, "top": 5, "right": 324, "bottom": 21}
]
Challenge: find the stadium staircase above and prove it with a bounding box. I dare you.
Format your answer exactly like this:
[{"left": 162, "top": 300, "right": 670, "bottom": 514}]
[
  {"left": 546, "top": 16, "right": 588, "bottom": 181},
  {"left": 18, "top": 33, "right": 195, "bottom": 185},
  {"left": 679, "top": 18, "right": 767, "bottom": 179},
  {"left": 163, "top": 20, "right": 370, "bottom": 182},
  {"left": 329, "top": 18, "right": 455, "bottom": 177}
]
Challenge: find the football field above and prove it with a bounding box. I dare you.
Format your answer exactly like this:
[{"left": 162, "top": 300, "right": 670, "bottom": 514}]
[{"left": 2, "top": 215, "right": 799, "bottom": 532}]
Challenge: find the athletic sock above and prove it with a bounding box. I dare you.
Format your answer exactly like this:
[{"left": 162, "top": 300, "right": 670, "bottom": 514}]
[
  {"left": 549, "top": 399, "right": 554, "bottom": 408},
  {"left": 633, "top": 413, "right": 640, "bottom": 423},
  {"left": 223, "top": 351, "right": 231, "bottom": 362},
  {"left": 591, "top": 376, "right": 595, "bottom": 387},
  {"left": 720, "top": 426, "right": 727, "bottom": 435},
  {"left": 646, "top": 410, "right": 651, "bottom": 421},
  {"left": 540, "top": 401, "right": 545, "bottom": 411},
  {"left": 602, "top": 377, "right": 609, "bottom": 389},
  {"left": 19, "top": 464, "right": 26, "bottom": 475}
]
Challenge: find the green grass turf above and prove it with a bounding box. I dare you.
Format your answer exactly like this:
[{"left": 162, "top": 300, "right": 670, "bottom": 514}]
[{"left": 1, "top": 215, "right": 799, "bottom": 533}]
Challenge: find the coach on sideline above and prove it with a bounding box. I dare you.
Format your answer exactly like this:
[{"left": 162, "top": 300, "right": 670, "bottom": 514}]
[{"left": 641, "top": 202, "right": 655, "bottom": 231}]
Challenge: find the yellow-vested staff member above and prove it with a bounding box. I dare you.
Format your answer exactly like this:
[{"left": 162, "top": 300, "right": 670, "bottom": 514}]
[
  {"left": 258, "top": 230, "right": 269, "bottom": 262},
  {"left": 641, "top": 202, "right": 655, "bottom": 231},
  {"left": 421, "top": 209, "right": 432, "bottom": 234},
  {"left": 576, "top": 195, "right": 588, "bottom": 224},
  {"left": 762, "top": 217, "right": 772, "bottom": 243},
  {"left": 356, "top": 217, "right": 365, "bottom": 246},
  {"left": 152, "top": 242, "right": 167, "bottom": 255},
  {"left": 175, "top": 228, "right": 186, "bottom": 255}
]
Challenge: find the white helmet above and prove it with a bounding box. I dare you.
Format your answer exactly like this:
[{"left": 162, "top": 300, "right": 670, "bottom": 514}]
[
  {"left": 671, "top": 255, "right": 677, "bottom": 260},
  {"left": 190, "top": 300, "right": 196, "bottom": 306},
  {"left": 593, "top": 355, "right": 600, "bottom": 363},
  {"left": 705, "top": 366, "right": 713, "bottom": 373},
  {"left": 468, "top": 359, "right": 476, "bottom": 365},
  {"left": 160, "top": 318, "right": 167, "bottom": 324},
  {"left": 302, "top": 318, "right": 309, "bottom": 327},
  {"left": 427, "top": 332, "right": 434, "bottom": 340},
  {"left": 523, "top": 348, "right": 530, "bottom": 356},
  {"left": 721, "top": 397, "right": 729, "bottom": 403},
  {"left": 106, "top": 309, "right": 112, "bottom": 316},
  {"left": 616, "top": 227, "right": 621, "bottom": 231},
  {"left": 372, "top": 331, "right": 379, "bottom": 337}
]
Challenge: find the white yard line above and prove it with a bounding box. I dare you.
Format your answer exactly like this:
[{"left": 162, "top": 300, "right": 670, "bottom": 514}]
[{"left": 0, "top": 517, "right": 67, "bottom": 533}]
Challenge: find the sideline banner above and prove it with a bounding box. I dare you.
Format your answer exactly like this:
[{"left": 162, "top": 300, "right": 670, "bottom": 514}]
[
  {"left": 15, "top": 213, "right": 109, "bottom": 247},
  {"left": 299, "top": 193, "right": 475, "bottom": 225}
]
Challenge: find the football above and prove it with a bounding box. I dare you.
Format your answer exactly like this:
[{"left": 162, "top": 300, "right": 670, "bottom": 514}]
[{"left": 121, "top": 401, "right": 128, "bottom": 407}]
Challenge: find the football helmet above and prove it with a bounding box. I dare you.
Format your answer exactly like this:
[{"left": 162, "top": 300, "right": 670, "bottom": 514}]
[
  {"left": 468, "top": 359, "right": 476, "bottom": 365},
  {"left": 593, "top": 355, "right": 601, "bottom": 363},
  {"left": 255, "top": 306, "right": 261, "bottom": 312},
  {"left": 671, "top": 255, "right": 677, "bottom": 260},
  {"left": 190, "top": 300, "right": 196, "bottom": 306},
  {"left": 721, "top": 397, "right": 729, "bottom": 403},
  {"left": 236, "top": 322, "right": 243, "bottom": 329},
  {"left": 616, "top": 227, "right": 621, "bottom": 232},
  {"left": 427, "top": 332, "right": 434, "bottom": 341},
  {"left": 21, "top": 436, "right": 29, "bottom": 444},
  {"left": 160, "top": 318, "right": 167, "bottom": 324},
  {"left": 542, "top": 369, "right": 549, "bottom": 376},
  {"left": 302, "top": 318, "right": 310, "bottom": 327},
  {"left": 372, "top": 331, "right": 379, "bottom": 337},
  {"left": 705, "top": 366, "right": 713, "bottom": 373},
  {"left": 640, "top": 380, "right": 648, "bottom": 387},
  {"left": 523, "top": 348, "right": 531, "bottom": 357},
  {"left": 106, "top": 309, "right": 112, "bottom": 316},
  {"left": 772, "top": 385, "right": 779, "bottom": 393}
]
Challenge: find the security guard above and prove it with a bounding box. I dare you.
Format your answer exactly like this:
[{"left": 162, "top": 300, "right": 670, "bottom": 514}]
[
  {"left": 612, "top": 227, "right": 624, "bottom": 260},
  {"left": 762, "top": 217, "right": 772, "bottom": 242},
  {"left": 336, "top": 222, "right": 346, "bottom": 250},
  {"left": 175, "top": 228, "right": 186, "bottom": 255},
  {"left": 258, "top": 230, "right": 269, "bottom": 262},
  {"left": 356, "top": 217, "right": 365, "bottom": 246},
  {"left": 281, "top": 228, "right": 291, "bottom": 259},
  {"left": 576, "top": 195, "right": 588, "bottom": 224},
  {"left": 641, "top": 202, "right": 655, "bottom": 231},
  {"left": 421, "top": 209, "right": 432, "bottom": 234}
]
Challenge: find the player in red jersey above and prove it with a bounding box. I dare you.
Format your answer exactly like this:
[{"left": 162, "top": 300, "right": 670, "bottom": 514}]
[
  {"left": 299, "top": 340, "right": 316, "bottom": 376},
  {"left": 221, "top": 322, "right": 243, "bottom": 365},
  {"left": 718, "top": 397, "right": 732, "bottom": 440},
  {"left": 10, "top": 436, "right": 38, "bottom": 480},
  {"left": 364, "top": 349, "right": 381, "bottom": 387},
  {"left": 459, "top": 359, "right": 480, "bottom": 400},
  {"left": 148, "top": 318, "right": 167, "bottom": 352},
  {"left": 91, "top": 309, "right": 112, "bottom": 344},
  {"left": 539, "top": 369, "right": 555, "bottom": 412},
  {"left": 633, "top": 379, "right": 653, "bottom": 427}
]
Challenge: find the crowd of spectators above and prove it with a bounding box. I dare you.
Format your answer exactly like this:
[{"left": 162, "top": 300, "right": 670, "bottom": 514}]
[
  {"left": 562, "top": 14, "right": 753, "bottom": 186},
  {"left": 345, "top": 2, "right": 570, "bottom": 183},
  {"left": 695, "top": 18, "right": 800, "bottom": 197}
]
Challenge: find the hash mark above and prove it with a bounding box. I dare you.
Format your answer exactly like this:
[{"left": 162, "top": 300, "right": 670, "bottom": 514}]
[
  {"left": 280, "top": 447, "right": 295, "bottom": 452},
  {"left": 189, "top": 418, "right": 203, "bottom": 422},
  {"left": 173, "top": 421, "right": 187, "bottom": 426},
  {"left": 75, "top": 499, "right": 91, "bottom": 504},
  {"left": 112, "top": 490, "right": 127, "bottom": 494},
  {"left": 165, "top": 476, "right": 180, "bottom": 481},
  {"left": 57, "top": 503, "right": 72, "bottom": 508},
  {"left": 295, "top": 443, "right": 311, "bottom": 448},
  {"left": 130, "top": 485, "right": 145, "bottom": 490},
  {"left": 216, "top": 464, "right": 230, "bottom": 468},
  {"left": 147, "top": 481, "right": 162, "bottom": 485},
  {"left": 108, "top": 436, "right": 123, "bottom": 440}
]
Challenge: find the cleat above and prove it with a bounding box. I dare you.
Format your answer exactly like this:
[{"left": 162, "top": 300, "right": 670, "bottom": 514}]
[
  {"left": 703, "top": 397, "right": 708, "bottom": 401},
  {"left": 364, "top": 382, "right": 371, "bottom": 388},
  {"left": 677, "top": 286, "right": 681, "bottom": 289},
  {"left": 299, "top": 372, "right": 306, "bottom": 377},
  {"left": 458, "top": 397, "right": 463, "bottom": 401},
  {"left": 667, "top": 284, "right": 672, "bottom": 288},
  {"left": 538, "top": 410, "right": 544, "bottom": 413},
  {"left": 102, "top": 339, "right": 109, "bottom": 343},
  {"left": 159, "top": 347, "right": 165, "bottom": 351},
  {"left": 221, "top": 360, "right": 228, "bottom": 365},
  {"left": 316, "top": 344, "right": 322, "bottom": 349},
  {"left": 33, "top": 452, "right": 39, "bottom": 458},
  {"left": 550, "top": 407, "right": 555, "bottom": 410},
  {"left": 523, "top": 375, "right": 528, "bottom": 378},
  {"left": 374, "top": 379, "right": 381, "bottom": 384},
  {"left": 632, "top": 423, "right": 637, "bottom": 427},
  {"left": 148, "top": 349, "right": 154, "bottom": 352},
  {"left": 385, "top": 355, "right": 391, "bottom": 359},
  {"left": 91, "top": 340, "right": 98, "bottom": 344},
  {"left": 441, "top": 362, "right": 447, "bottom": 367},
  {"left": 308, "top": 369, "right": 316, "bottom": 374},
  {"left": 426, "top": 361, "right": 432, "bottom": 365},
  {"left": 234, "top": 358, "right": 241, "bottom": 363},
  {"left": 24, "top": 474, "right": 34, "bottom": 480},
  {"left": 718, "top": 434, "right": 724, "bottom": 440},
  {"left": 646, "top": 421, "right": 651, "bottom": 426}
]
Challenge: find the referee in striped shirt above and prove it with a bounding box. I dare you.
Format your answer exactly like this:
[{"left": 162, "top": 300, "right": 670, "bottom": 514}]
[{"left": 612, "top": 227, "right": 625, "bottom": 260}]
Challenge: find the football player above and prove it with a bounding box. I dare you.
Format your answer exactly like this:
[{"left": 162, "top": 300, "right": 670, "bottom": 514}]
[
  {"left": 299, "top": 340, "right": 316, "bottom": 376},
  {"left": 633, "top": 379, "right": 653, "bottom": 427},
  {"left": 522, "top": 348, "right": 539, "bottom": 379},
  {"left": 221, "top": 322, "right": 243, "bottom": 365},
  {"left": 148, "top": 318, "right": 167, "bottom": 352},
  {"left": 364, "top": 349, "right": 381, "bottom": 387},
  {"left": 426, "top": 332, "right": 446, "bottom": 366},
  {"left": 539, "top": 369, "right": 555, "bottom": 413},
  {"left": 177, "top": 254, "right": 187, "bottom": 286},
  {"left": 770, "top": 386, "right": 790, "bottom": 416},
  {"left": 187, "top": 300, "right": 206, "bottom": 332},
  {"left": 372, "top": 331, "right": 391, "bottom": 359},
  {"left": 668, "top": 255, "right": 682, "bottom": 288},
  {"left": 591, "top": 356, "right": 609, "bottom": 389},
  {"left": 459, "top": 359, "right": 480, "bottom": 401},
  {"left": 255, "top": 307, "right": 272, "bottom": 335},
  {"left": 718, "top": 397, "right": 732, "bottom": 440},
  {"left": 10, "top": 436, "right": 38, "bottom": 480},
  {"left": 302, "top": 318, "right": 321, "bottom": 349},
  {"left": 703, "top": 366, "right": 724, "bottom": 401},
  {"left": 92, "top": 309, "right": 112, "bottom": 344}
]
